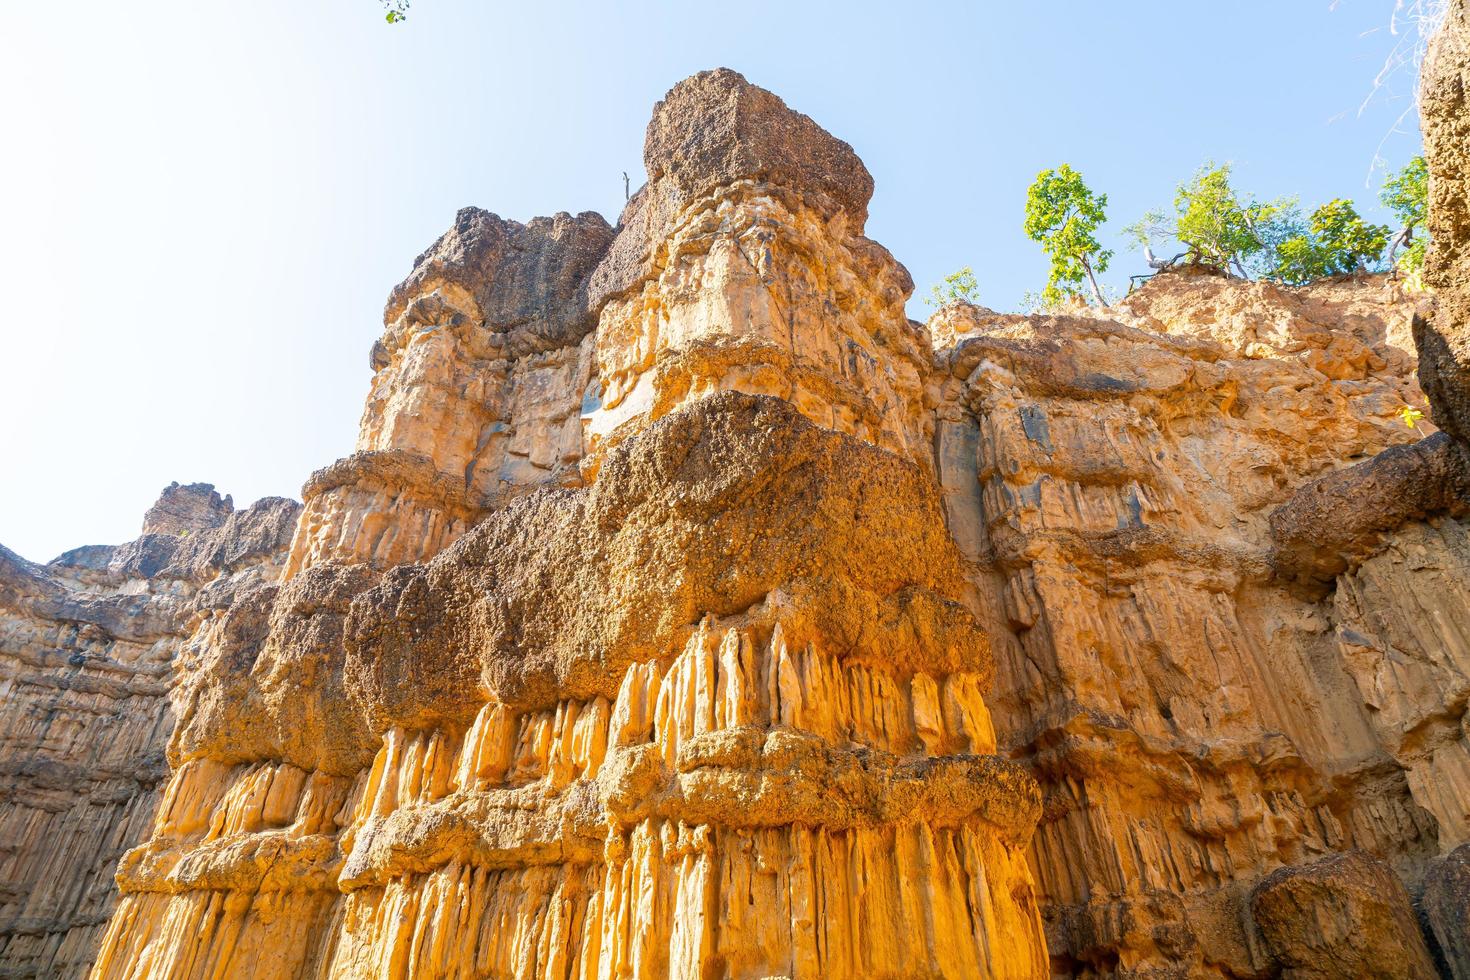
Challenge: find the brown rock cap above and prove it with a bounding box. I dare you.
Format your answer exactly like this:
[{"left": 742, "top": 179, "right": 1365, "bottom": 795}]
[
  {"left": 384, "top": 208, "right": 614, "bottom": 355},
  {"left": 1270, "top": 431, "right": 1470, "bottom": 587},
  {"left": 588, "top": 68, "right": 874, "bottom": 312},
  {"left": 142, "top": 482, "right": 232, "bottom": 537},
  {"left": 1250, "top": 850, "right": 1438, "bottom": 979},
  {"left": 644, "top": 67, "right": 873, "bottom": 222}
]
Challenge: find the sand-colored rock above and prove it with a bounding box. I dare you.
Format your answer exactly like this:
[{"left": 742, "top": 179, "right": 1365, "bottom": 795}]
[
  {"left": 4, "top": 50, "right": 1469, "bottom": 980},
  {"left": 0, "top": 488, "right": 298, "bottom": 978},
  {"left": 581, "top": 69, "right": 931, "bottom": 477},
  {"left": 284, "top": 209, "right": 614, "bottom": 579},
  {"left": 83, "top": 70, "right": 1048, "bottom": 980},
  {"left": 90, "top": 395, "right": 1050, "bottom": 979},
  {"left": 930, "top": 271, "right": 1465, "bottom": 975}
]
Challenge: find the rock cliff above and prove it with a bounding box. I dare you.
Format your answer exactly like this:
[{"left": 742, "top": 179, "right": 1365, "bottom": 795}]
[
  {"left": 2, "top": 41, "right": 1469, "bottom": 980},
  {"left": 933, "top": 272, "right": 1461, "bottom": 976},
  {"left": 81, "top": 69, "right": 1047, "bottom": 980},
  {"left": 0, "top": 485, "right": 299, "bottom": 978}
]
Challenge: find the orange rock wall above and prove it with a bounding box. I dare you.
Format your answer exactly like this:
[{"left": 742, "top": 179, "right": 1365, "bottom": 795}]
[
  {"left": 934, "top": 275, "right": 1466, "bottom": 975},
  {"left": 0, "top": 489, "right": 298, "bottom": 978},
  {"left": 4, "top": 57, "right": 1470, "bottom": 980}
]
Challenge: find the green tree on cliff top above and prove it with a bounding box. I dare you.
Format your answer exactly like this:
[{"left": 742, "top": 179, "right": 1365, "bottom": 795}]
[
  {"left": 1380, "top": 155, "right": 1429, "bottom": 285},
  {"left": 1024, "top": 165, "right": 1112, "bottom": 307},
  {"left": 1172, "top": 163, "right": 1294, "bottom": 277},
  {"left": 925, "top": 266, "right": 981, "bottom": 309},
  {"left": 1269, "top": 199, "right": 1391, "bottom": 284}
]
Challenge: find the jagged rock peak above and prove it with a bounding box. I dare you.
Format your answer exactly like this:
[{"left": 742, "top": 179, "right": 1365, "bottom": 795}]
[
  {"left": 141, "top": 481, "right": 232, "bottom": 536},
  {"left": 382, "top": 207, "right": 614, "bottom": 355},
  {"left": 644, "top": 67, "right": 874, "bottom": 222}
]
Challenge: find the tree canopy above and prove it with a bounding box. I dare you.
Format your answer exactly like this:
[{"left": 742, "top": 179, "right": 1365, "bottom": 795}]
[
  {"left": 1269, "top": 199, "right": 1392, "bottom": 284},
  {"left": 925, "top": 267, "right": 981, "bottom": 309},
  {"left": 1380, "top": 155, "right": 1428, "bottom": 283},
  {"left": 1169, "top": 163, "right": 1293, "bottom": 277},
  {"left": 1023, "top": 165, "right": 1112, "bottom": 307}
]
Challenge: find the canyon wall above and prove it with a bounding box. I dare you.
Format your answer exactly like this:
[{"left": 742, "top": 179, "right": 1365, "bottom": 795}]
[
  {"left": 3, "top": 32, "right": 1470, "bottom": 979},
  {"left": 933, "top": 272, "right": 1465, "bottom": 976},
  {"left": 84, "top": 70, "right": 1048, "bottom": 980},
  {"left": 0, "top": 485, "right": 299, "bottom": 978}
]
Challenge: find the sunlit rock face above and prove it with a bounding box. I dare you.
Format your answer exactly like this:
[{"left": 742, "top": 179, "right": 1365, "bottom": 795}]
[
  {"left": 16, "top": 40, "right": 1470, "bottom": 980},
  {"left": 928, "top": 270, "right": 1470, "bottom": 976},
  {"left": 581, "top": 69, "right": 932, "bottom": 478},
  {"left": 0, "top": 485, "right": 298, "bottom": 979},
  {"left": 85, "top": 70, "right": 1050, "bottom": 980},
  {"left": 284, "top": 209, "right": 615, "bottom": 579}
]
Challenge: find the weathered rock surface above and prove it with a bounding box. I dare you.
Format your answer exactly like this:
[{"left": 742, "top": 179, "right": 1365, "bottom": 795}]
[
  {"left": 1422, "top": 0, "right": 1470, "bottom": 443},
  {"left": 926, "top": 271, "right": 1468, "bottom": 977},
  {"left": 285, "top": 209, "right": 615, "bottom": 579},
  {"left": 1271, "top": 430, "right": 1470, "bottom": 587},
  {"left": 582, "top": 69, "right": 929, "bottom": 477},
  {"left": 1251, "top": 850, "right": 1438, "bottom": 978},
  {"left": 82, "top": 68, "right": 1048, "bottom": 980},
  {"left": 1424, "top": 842, "right": 1470, "bottom": 978},
  {"left": 95, "top": 394, "right": 1047, "bottom": 979},
  {"left": 0, "top": 488, "right": 298, "bottom": 979},
  {"left": 5, "top": 52, "right": 1470, "bottom": 980}
]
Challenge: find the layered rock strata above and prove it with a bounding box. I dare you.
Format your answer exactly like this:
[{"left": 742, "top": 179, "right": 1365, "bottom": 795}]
[
  {"left": 927, "top": 272, "right": 1468, "bottom": 976},
  {"left": 8, "top": 42, "right": 1469, "bottom": 980},
  {"left": 581, "top": 69, "right": 932, "bottom": 475},
  {"left": 86, "top": 71, "right": 1049, "bottom": 979},
  {"left": 284, "top": 208, "right": 615, "bottom": 578},
  {"left": 0, "top": 484, "right": 299, "bottom": 978}
]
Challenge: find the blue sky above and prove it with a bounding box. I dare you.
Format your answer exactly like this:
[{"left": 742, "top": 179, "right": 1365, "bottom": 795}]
[{"left": 0, "top": 0, "right": 1427, "bottom": 561}]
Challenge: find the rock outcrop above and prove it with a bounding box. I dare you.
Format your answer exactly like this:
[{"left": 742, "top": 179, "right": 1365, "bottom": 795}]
[
  {"left": 1251, "top": 850, "right": 1438, "bottom": 978},
  {"left": 928, "top": 271, "right": 1466, "bottom": 976},
  {"left": 285, "top": 208, "right": 615, "bottom": 580},
  {"left": 83, "top": 70, "right": 1048, "bottom": 980},
  {"left": 4, "top": 47, "right": 1470, "bottom": 980},
  {"left": 582, "top": 69, "right": 930, "bottom": 475},
  {"left": 1421, "top": 0, "right": 1470, "bottom": 444},
  {"left": 0, "top": 486, "right": 299, "bottom": 978}
]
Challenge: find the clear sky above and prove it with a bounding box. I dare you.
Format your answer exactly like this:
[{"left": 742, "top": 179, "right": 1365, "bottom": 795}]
[{"left": 0, "top": 0, "right": 1427, "bottom": 562}]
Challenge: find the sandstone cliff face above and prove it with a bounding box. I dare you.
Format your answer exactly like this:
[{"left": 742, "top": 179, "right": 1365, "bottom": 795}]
[
  {"left": 285, "top": 208, "right": 615, "bottom": 579},
  {"left": 85, "top": 70, "right": 1048, "bottom": 980},
  {"left": 582, "top": 70, "right": 930, "bottom": 476},
  {"left": 9, "top": 46, "right": 1470, "bottom": 980},
  {"left": 929, "top": 272, "right": 1469, "bottom": 976},
  {"left": 0, "top": 485, "right": 299, "bottom": 978}
]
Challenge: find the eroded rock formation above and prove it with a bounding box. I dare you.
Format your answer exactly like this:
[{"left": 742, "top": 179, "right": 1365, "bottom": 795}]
[
  {"left": 1421, "top": 0, "right": 1470, "bottom": 444},
  {"left": 0, "top": 485, "right": 299, "bottom": 978},
  {"left": 929, "top": 272, "right": 1464, "bottom": 976},
  {"left": 4, "top": 44, "right": 1470, "bottom": 980},
  {"left": 82, "top": 70, "right": 1048, "bottom": 980}
]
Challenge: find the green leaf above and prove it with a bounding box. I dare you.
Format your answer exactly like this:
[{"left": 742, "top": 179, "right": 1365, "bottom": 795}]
[{"left": 1267, "top": 198, "right": 1390, "bottom": 283}]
